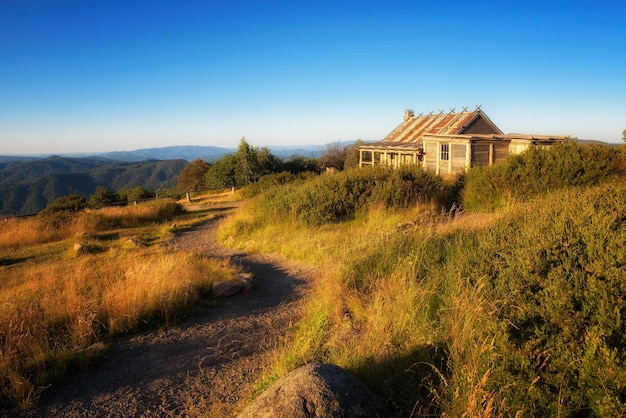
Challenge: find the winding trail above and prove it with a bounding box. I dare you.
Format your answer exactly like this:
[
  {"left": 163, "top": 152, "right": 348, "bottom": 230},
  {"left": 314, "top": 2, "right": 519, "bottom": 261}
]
[{"left": 24, "top": 205, "right": 315, "bottom": 417}]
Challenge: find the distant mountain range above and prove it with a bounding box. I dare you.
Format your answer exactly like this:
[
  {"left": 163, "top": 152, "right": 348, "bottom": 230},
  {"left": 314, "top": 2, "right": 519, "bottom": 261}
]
[
  {"left": 0, "top": 143, "right": 347, "bottom": 216},
  {"left": 89, "top": 144, "right": 327, "bottom": 162},
  {"left": 0, "top": 143, "right": 336, "bottom": 164},
  {"left": 0, "top": 156, "right": 187, "bottom": 216}
]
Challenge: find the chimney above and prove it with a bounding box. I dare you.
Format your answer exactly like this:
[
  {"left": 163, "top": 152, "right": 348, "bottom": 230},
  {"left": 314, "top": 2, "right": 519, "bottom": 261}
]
[{"left": 404, "top": 109, "right": 414, "bottom": 121}]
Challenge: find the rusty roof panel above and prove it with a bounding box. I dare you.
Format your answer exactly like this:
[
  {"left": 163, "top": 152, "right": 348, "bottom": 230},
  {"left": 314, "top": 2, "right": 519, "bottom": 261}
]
[{"left": 382, "top": 108, "right": 502, "bottom": 144}]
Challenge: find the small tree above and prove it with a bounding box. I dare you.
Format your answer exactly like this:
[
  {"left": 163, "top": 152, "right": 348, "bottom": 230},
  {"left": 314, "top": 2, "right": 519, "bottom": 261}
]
[
  {"left": 319, "top": 141, "right": 348, "bottom": 171},
  {"left": 88, "top": 186, "right": 120, "bottom": 208},
  {"left": 39, "top": 194, "right": 87, "bottom": 228},
  {"left": 622, "top": 129, "right": 626, "bottom": 143},
  {"left": 177, "top": 159, "right": 211, "bottom": 192},
  {"left": 257, "top": 147, "right": 283, "bottom": 176},
  {"left": 234, "top": 138, "right": 261, "bottom": 186},
  {"left": 119, "top": 186, "right": 153, "bottom": 202},
  {"left": 206, "top": 154, "right": 236, "bottom": 188},
  {"left": 283, "top": 155, "right": 320, "bottom": 174},
  {"left": 205, "top": 138, "right": 284, "bottom": 188}
]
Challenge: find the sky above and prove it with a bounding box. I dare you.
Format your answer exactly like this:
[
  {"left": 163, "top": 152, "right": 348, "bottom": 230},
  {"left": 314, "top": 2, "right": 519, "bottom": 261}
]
[{"left": 1, "top": 0, "right": 625, "bottom": 155}]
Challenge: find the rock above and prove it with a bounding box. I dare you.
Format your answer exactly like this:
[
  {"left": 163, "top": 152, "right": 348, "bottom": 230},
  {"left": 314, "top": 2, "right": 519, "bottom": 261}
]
[
  {"left": 238, "top": 363, "right": 390, "bottom": 418},
  {"left": 124, "top": 237, "right": 142, "bottom": 247},
  {"left": 85, "top": 342, "right": 106, "bottom": 354},
  {"left": 212, "top": 281, "right": 244, "bottom": 297},
  {"left": 73, "top": 243, "right": 87, "bottom": 255},
  {"left": 239, "top": 272, "right": 256, "bottom": 293}
]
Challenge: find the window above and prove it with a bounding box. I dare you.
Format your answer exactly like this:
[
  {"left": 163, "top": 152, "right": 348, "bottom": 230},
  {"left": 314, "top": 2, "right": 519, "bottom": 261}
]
[{"left": 441, "top": 144, "right": 449, "bottom": 161}]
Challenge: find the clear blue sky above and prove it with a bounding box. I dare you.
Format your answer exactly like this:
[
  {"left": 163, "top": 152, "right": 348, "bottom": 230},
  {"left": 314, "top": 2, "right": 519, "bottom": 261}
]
[{"left": 1, "top": 0, "right": 624, "bottom": 155}]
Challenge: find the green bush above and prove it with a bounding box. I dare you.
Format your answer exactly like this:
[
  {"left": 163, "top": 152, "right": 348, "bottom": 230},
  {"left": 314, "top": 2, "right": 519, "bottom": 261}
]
[
  {"left": 38, "top": 194, "right": 87, "bottom": 228},
  {"left": 205, "top": 138, "right": 284, "bottom": 188},
  {"left": 338, "top": 181, "right": 626, "bottom": 415},
  {"left": 462, "top": 141, "right": 626, "bottom": 211},
  {"left": 470, "top": 184, "right": 626, "bottom": 416},
  {"left": 119, "top": 186, "right": 153, "bottom": 202},
  {"left": 251, "top": 166, "right": 451, "bottom": 226},
  {"left": 88, "top": 186, "right": 121, "bottom": 208}
]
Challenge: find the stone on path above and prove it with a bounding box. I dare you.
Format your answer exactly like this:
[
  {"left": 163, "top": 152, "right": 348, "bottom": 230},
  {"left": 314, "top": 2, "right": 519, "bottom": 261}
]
[
  {"left": 238, "top": 363, "right": 390, "bottom": 418},
  {"left": 213, "top": 272, "right": 256, "bottom": 297},
  {"left": 212, "top": 281, "right": 244, "bottom": 297}
]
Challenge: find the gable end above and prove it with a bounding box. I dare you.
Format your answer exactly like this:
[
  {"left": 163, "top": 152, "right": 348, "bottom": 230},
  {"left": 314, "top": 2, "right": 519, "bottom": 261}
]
[{"left": 460, "top": 114, "right": 502, "bottom": 135}]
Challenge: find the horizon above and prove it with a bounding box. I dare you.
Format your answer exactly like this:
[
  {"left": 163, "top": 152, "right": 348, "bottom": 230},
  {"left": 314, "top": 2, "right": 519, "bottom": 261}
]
[
  {"left": 0, "top": 141, "right": 348, "bottom": 158},
  {"left": 1, "top": 1, "right": 625, "bottom": 155}
]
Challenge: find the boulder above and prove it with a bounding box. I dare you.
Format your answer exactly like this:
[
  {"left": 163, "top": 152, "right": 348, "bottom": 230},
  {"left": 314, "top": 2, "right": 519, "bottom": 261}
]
[
  {"left": 238, "top": 363, "right": 390, "bottom": 418},
  {"left": 212, "top": 281, "right": 244, "bottom": 297}
]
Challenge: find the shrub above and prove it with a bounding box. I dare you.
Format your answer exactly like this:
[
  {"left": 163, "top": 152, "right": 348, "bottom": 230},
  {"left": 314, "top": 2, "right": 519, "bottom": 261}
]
[
  {"left": 38, "top": 194, "right": 87, "bottom": 229},
  {"left": 119, "top": 186, "right": 153, "bottom": 202},
  {"left": 321, "top": 182, "right": 626, "bottom": 415},
  {"left": 462, "top": 141, "right": 626, "bottom": 211},
  {"left": 282, "top": 156, "right": 320, "bottom": 174},
  {"left": 88, "top": 186, "right": 121, "bottom": 208},
  {"left": 252, "top": 166, "right": 450, "bottom": 226},
  {"left": 453, "top": 183, "right": 626, "bottom": 415}
]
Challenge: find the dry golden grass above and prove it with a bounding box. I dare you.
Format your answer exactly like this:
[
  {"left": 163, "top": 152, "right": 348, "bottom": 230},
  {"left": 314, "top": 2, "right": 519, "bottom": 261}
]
[
  {"left": 179, "top": 187, "right": 242, "bottom": 205},
  {"left": 0, "top": 202, "right": 240, "bottom": 410},
  {"left": 0, "top": 216, "right": 78, "bottom": 251}
]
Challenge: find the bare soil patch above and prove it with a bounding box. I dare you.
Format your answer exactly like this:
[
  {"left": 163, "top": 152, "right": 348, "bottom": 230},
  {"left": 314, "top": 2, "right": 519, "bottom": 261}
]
[{"left": 19, "top": 206, "right": 315, "bottom": 417}]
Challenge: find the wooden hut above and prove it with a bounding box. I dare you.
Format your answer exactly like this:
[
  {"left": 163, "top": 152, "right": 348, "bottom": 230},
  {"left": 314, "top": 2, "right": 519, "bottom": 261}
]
[{"left": 359, "top": 107, "right": 569, "bottom": 174}]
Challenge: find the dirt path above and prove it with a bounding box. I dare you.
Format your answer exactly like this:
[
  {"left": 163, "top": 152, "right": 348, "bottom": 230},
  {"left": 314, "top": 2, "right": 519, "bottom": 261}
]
[{"left": 23, "top": 206, "right": 315, "bottom": 417}]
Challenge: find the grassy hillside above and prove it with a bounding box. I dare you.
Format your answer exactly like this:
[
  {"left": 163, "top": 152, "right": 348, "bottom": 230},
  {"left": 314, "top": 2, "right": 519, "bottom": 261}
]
[
  {"left": 0, "top": 157, "right": 187, "bottom": 216},
  {"left": 0, "top": 195, "right": 242, "bottom": 410},
  {"left": 2, "top": 142, "right": 624, "bottom": 415},
  {"left": 219, "top": 143, "right": 626, "bottom": 416}
]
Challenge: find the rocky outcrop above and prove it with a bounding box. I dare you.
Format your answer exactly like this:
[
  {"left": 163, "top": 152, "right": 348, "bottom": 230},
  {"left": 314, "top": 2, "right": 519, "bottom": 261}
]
[{"left": 238, "top": 363, "right": 390, "bottom": 418}]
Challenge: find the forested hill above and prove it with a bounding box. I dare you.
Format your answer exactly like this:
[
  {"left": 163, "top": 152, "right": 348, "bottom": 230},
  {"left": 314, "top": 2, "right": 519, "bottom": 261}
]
[{"left": 0, "top": 156, "right": 186, "bottom": 216}]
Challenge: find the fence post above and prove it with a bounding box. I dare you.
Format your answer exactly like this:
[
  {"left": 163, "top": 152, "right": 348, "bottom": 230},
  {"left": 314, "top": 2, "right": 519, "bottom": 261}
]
[
  {"left": 186, "top": 192, "right": 191, "bottom": 202},
  {"left": 231, "top": 186, "right": 235, "bottom": 195}
]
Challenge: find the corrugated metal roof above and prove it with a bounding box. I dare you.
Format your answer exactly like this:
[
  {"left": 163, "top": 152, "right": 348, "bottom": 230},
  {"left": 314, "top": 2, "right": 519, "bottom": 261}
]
[{"left": 382, "top": 108, "right": 502, "bottom": 144}]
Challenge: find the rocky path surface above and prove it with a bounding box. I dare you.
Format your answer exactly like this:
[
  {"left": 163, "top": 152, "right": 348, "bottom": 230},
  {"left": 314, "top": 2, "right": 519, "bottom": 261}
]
[{"left": 22, "top": 206, "right": 315, "bottom": 417}]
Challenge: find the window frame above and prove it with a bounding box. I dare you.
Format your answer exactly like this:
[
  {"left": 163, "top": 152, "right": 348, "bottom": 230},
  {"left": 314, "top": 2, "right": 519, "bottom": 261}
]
[{"left": 440, "top": 143, "right": 450, "bottom": 161}]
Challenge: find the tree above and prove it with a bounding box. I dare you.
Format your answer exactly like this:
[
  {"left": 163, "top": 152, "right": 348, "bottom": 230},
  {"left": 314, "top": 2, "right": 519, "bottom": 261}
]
[
  {"left": 282, "top": 155, "right": 320, "bottom": 174},
  {"left": 206, "top": 154, "right": 236, "bottom": 188},
  {"left": 344, "top": 139, "right": 366, "bottom": 170},
  {"left": 622, "top": 129, "right": 626, "bottom": 143},
  {"left": 257, "top": 147, "right": 283, "bottom": 176},
  {"left": 234, "top": 138, "right": 261, "bottom": 186},
  {"left": 88, "top": 186, "right": 120, "bottom": 208},
  {"left": 205, "top": 138, "right": 285, "bottom": 188},
  {"left": 119, "top": 186, "right": 153, "bottom": 202},
  {"left": 319, "top": 141, "right": 348, "bottom": 171},
  {"left": 177, "top": 159, "right": 211, "bottom": 192}
]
